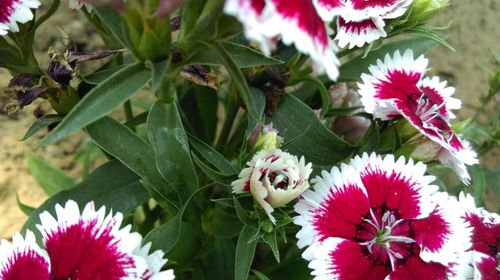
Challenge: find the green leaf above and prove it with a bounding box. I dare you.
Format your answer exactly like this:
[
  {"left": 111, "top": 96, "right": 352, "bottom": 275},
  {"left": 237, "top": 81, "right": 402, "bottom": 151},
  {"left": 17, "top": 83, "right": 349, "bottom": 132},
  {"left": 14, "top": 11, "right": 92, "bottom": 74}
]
[
  {"left": 202, "top": 41, "right": 259, "bottom": 121},
  {"left": 252, "top": 270, "right": 271, "bottom": 280},
  {"left": 338, "top": 38, "right": 438, "bottom": 81},
  {"left": 147, "top": 59, "right": 169, "bottom": 93},
  {"left": 233, "top": 197, "right": 256, "bottom": 227},
  {"left": 147, "top": 102, "right": 198, "bottom": 198},
  {"left": 192, "top": 154, "right": 235, "bottom": 186},
  {"left": 188, "top": 41, "right": 283, "bottom": 68},
  {"left": 21, "top": 115, "right": 63, "bottom": 141},
  {"left": 262, "top": 231, "right": 280, "bottom": 263},
  {"left": 23, "top": 160, "right": 149, "bottom": 234},
  {"left": 235, "top": 225, "right": 259, "bottom": 280},
  {"left": 406, "top": 26, "right": 455, "bottom": 51},
  {"left": 143, "top": 184, "right": 213, "bottom": 253},
  {"left": 16, "top": 194, "right": 36, "bottom": 216},
  {"left": 471, "top": 166, "right": 487, "bottom": 206},
  {"left": 39, "top": 63, "right": 151, "bottom": 146},
  {"left": 188, "top": 134, "right": 237, "bottom": 174},
  {"left": 267, "top": 94, "right": 353, "bottom": 166},
  {"left": 94, "top": 6, "right": 139, "bottom": 57},
  {"left": 86, "top": 117, "right": 174, "bottom": 206},
  {"left": 83, "top": 64, "right": 127, "bottom": 85},
  {"left": 206, "top": 238, "right": 236, "bottom": 280},
  {"left": 211, "top": 205, "right": 243, "bottom": 238},
  {"left": 357, "top": 122, "right": 380, "bottom": 154},
  {"left": 26, "top": 150, "right": 78, "bottom": 196}
]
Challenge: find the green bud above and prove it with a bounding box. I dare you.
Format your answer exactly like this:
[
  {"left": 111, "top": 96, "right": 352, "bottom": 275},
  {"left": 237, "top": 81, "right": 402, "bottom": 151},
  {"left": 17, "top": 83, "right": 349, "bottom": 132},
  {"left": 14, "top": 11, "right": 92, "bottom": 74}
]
[
  {"left": 253, "top": 129, "right": 283, "bottom": 152},
  {"left": 394, "top": 119, "right": 420, "bottom": 142},
  {"left": 261, "top": 220, "right": 274, "bottom": 233},
  {"left": 408, "top": 0, "right": 449, "bottom": 24}
]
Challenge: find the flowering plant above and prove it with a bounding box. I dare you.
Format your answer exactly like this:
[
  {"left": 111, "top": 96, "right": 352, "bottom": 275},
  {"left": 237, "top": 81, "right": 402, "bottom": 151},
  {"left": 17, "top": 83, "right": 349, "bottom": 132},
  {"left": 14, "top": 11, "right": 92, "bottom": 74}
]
[{"left": 0, "top": 0, "right": 498, "bottom": 279}]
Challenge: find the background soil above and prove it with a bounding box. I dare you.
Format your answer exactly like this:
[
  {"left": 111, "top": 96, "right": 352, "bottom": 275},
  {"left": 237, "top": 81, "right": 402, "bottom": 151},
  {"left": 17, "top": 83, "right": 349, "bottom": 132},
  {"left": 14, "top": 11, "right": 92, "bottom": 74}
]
[{"left": 0, "top": 1, "right": 499, "bottom": 239}]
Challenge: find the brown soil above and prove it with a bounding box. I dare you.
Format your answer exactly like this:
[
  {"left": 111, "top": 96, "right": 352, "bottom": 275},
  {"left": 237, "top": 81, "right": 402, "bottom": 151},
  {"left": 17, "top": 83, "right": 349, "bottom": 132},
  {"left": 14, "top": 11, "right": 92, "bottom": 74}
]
[{"left": 0, "top": 1, "right": 499, "bottom": 239}]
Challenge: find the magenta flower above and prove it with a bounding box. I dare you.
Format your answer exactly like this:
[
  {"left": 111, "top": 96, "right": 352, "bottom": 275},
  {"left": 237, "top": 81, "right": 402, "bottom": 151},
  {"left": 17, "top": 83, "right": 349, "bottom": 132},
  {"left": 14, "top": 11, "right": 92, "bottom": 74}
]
[
  {"left": 294, "top": 153, "right": 471, "bottom": 280},
  {"left": 357, "top": 49, "right": 478, "bottom": 184},
  {"left": 0, "top": 200, "right": 174, "bottom": 280},
  {"left": 224, "top": 0, "right": 413, "bottom": 80},
  {"left": 458, "top": 193, "right": 499, "bottom": 280},
  {"left": 0, "top": 0, "right": 40, "bottom": 35}
]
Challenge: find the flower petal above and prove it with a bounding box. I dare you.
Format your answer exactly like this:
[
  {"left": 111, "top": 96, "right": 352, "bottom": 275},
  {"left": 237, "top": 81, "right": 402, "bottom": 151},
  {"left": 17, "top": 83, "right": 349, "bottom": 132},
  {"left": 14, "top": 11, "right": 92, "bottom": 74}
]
[
  {"left": 312, "top": 0, "right": 345, "bottom": 21},
  {"left": 134, "top": 242, "right": 175, "bottom": 280},
  {"left": 335, "top": 16, "right": 386, "bottom": 49},
  {"left": 342, "top": 0, "right": 412, "bottom": 22},
  {"left": 388, "top": 256, "right": 449, "bottom": 280},
  {"left": 0, "top": 0, "right": 40, "bottom": 35},
  {"left": 473, "top": 252, "right": 499, "bottom": 280},
  {"left": 260, "top": 0, "right": 340, "bottom": 80},
  {"left": 308, "top": 237, "right": 391, "bottom": 280},
  {"left": 37, "top": 200, "right": 146, "bottom": 279},
  {"left": 0, "top": 230, "right": 50, "bottom": 279}
]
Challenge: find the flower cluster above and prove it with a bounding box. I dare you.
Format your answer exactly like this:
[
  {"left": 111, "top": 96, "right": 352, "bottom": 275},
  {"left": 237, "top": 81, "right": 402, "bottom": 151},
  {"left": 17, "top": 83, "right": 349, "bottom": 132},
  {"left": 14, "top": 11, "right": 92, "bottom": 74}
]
[
  {"left": 224, "top": 0, "right": 413, "bottom": 80},
  {"left": 0, "top": 200, "right": 174, "bottom": 280},
  {"left": 0, "top": 0, "right": 40, "bottom": 35},
  {"left": 232, "top": 148, "right": 313, "bottom": 224},
  {"left": 294, "top": 153, "right": 472, "bottom": 279},
  {"left": 358, "top": 49, "right": 478, "bottom": 184}
]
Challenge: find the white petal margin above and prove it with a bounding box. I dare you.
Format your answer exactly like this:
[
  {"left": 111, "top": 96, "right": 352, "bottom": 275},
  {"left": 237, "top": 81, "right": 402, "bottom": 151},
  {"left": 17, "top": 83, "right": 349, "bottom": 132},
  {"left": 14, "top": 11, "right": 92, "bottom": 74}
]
[
  {"left": 472, "top": 252, "right": 498, "bottom": 280},
  {"left": 232, "top": 150, "right": 267, "bottom": 194},
  {"left": 37, "top": 200, "right": 147, "bottom": 277},
  {"left": 134, "top": 242, "right": 175, "bottom": 280},
  {"left": 258, "top": 0, "right": 340, "bottom": 80},
  {"left": 357, "top": 49, "right": 429, "bottom": 119},
  {"left": 294, "top": 154, "right": 368, "bottom": 249},
  {"left": 0, "top": 230, "right": 50, "bottom": 277},
  {"left": 0, "top": 0, "right": 41, "bottom": 35},
  {"left": 340, "top": 0, "right": 413, "bottom": 22},
  {"left": 419, "top": 76, "right": 461, "bottom": 120},
  {"left": 437, "top": 140, "right": 478, "bottom": 185},
  {"left": 306, "top": 237, "right": 346, "bottom": 280},
  {"left": 418, "top": 192, "right": 472, "bottom": 272},
  {"left": 335, "top": 17, "right": 386, "bottom": 49},
  {"left": 223, "top": 0, "right": 275, "bottom": 54}
]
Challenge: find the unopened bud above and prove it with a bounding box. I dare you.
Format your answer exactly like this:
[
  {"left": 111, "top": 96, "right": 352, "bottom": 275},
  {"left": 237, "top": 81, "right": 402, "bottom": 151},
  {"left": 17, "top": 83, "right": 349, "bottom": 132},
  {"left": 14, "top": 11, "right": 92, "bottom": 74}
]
[
  {"left": 408, "top": 0, "right": 449, "bottom": 24},
  {"left": 250, "top": 123, "right": 283, "bottom": 152}
]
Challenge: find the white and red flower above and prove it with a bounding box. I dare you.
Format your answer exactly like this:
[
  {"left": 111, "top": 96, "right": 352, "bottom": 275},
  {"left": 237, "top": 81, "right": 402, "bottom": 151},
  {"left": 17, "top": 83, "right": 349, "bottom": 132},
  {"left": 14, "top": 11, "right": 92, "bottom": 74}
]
[
  {"left": 232, "top": 148, "right": 313, "bottom": 224},
  {"left": 0, "top": 0, "right": 41, "bottom": 35},
  {"left": 294, "top": 153, "right": 471, "bottom": 280},
  {"left": 0, "top": 200, "right": 174, "bottom": 280},
  {"left": 357, "top": 49, "right": 478, "bottom": 184},
  {"left": 458, "top": 193, "right": 499, "bottom": 280},
  {"left": 224, "top": 0, "right": 414, "bottom": 80}
]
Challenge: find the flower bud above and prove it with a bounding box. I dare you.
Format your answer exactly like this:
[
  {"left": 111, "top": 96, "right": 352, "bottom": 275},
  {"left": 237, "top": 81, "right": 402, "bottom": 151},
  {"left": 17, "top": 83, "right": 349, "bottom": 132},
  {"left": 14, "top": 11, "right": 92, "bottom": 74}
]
[
  {"left": 251, "top": 123, "right": 283, "bottom": 152},
  {"left": 407, "top": 0, "right": 449, "bottom": 24},
  {"left": 232, "top": 149, "right": 312, "bottom": 224},
  {"left": 410, "top": 138, "right": 442, "bottom": 162}
]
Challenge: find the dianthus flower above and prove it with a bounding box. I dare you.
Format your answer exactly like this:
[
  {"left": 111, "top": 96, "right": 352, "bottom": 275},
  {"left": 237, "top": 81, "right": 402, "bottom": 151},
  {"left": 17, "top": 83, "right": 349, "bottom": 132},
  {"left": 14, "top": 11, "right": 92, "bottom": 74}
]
[
  {"left": 294, "top": 153, "right": 471, "bottom": 280},
  {"left": 232, "top": 148, "right": 312, "bottom": 224},
  {"left": 357, "top": 49, "right": 478, "bottom": 184},
  {"left": 0, "top": 0, "right": 41, "bottom": 35},
  {"left": 0, "top": 200, "right": 174, "bottom": 280},
  {"left": 224, "top": 0, "right": 413, "bottom": 80}
]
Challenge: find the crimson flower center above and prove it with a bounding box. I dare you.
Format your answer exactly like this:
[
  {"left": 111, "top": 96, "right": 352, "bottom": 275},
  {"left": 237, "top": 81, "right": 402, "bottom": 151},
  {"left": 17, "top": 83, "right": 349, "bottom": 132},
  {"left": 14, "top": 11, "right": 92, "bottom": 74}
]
[{"left": 357, "top": 210, "right": 415, "bottom": 262}]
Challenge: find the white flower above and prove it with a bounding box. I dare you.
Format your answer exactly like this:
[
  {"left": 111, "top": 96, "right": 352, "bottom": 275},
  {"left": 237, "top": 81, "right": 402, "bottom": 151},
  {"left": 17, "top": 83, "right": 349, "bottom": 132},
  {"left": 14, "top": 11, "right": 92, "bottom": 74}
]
[
  {"left": 232, "top": 148, "right": 313, "bottom": 224},
  {"left": 0, "top": 0, "right": 41, "bottom": 35}
]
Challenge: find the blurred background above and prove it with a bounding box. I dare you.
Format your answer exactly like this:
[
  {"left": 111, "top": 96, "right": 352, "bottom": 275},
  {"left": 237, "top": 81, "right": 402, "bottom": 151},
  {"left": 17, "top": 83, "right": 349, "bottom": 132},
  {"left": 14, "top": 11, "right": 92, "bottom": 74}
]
[{"left": 0, "top": 0, "right": 498, "bottom": 239}]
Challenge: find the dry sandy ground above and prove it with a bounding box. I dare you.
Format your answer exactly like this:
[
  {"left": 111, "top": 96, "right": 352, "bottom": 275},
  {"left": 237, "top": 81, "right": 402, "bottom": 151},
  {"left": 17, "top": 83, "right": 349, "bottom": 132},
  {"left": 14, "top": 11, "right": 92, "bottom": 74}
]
[{"left": 0, "top": 1, "right": 499, "bottom": 238}]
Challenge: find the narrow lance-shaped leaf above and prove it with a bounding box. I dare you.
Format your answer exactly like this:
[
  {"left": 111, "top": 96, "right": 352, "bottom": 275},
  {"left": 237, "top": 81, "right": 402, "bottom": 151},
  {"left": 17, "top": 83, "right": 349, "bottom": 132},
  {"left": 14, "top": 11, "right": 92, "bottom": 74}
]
[
  {"left": 39, "top": 62, "right": 151, "bottom": 146},
  {"left": 26, "top": 150, "right": 78, "bottom": 196},
  {"left": 147, "top": 101, "right": 199, "bottom": 199},
  {"left": 267, "top": 94, "right": 353, "bottom": 166},
  {"left": 235, "top": 225, "right": 259, "bottom": 280},
  {"left": 188, "top": 41, "right": 283, "bottom": 68},
  {"left": 86, "top": 117, "right": 175, "bottom": 207}
]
